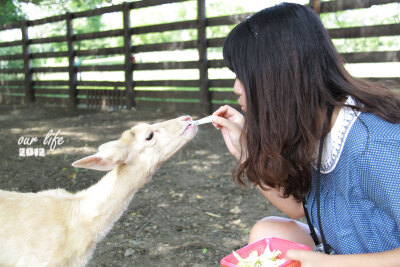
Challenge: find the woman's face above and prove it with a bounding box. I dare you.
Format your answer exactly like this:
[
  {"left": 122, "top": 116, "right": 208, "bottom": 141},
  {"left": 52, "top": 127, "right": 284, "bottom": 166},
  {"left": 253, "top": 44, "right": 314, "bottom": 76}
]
[{"left": 234, "top": 78, "right": 247, "bottom": 112}]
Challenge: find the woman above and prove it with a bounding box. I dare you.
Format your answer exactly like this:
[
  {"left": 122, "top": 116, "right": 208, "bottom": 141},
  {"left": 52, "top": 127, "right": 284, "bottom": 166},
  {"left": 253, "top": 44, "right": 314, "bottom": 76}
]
[{"left": 211, "top": 3, "right": 400, "bottom": 266}]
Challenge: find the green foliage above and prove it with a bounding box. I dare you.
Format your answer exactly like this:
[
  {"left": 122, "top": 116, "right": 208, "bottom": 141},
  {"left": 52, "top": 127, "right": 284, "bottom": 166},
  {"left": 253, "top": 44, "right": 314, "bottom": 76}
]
[
  {"left": 206, "top": 0, "right": 245, "bottom": 17},
  {"left": 68, "top": 0, "right": 112, "bottom": 10},
  {"left": 130, "top": 0, "right": 244, "bottom": 47},
  {"left": 320, "top": 3, "right": 400, "bottom": 53},
  {"left": 34, "top": 0, "right": 111, "bottom": 15},
  {"left": 130, "top": 1, "right": 197, "bottom": 46},
  {"left": 0, "top": 0, "right": 26, "bottom": 25},
  {"left": 1, "top": 0, "right": 399, "bottom": 71},
  {"left": 35, "top": 0, "right": 108, "bottom": 54}
]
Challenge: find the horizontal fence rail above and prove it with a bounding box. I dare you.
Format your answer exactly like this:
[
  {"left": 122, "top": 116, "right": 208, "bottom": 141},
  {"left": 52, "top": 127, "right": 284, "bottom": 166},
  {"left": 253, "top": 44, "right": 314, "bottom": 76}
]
[{"left": 0, "top": 0, "right": 399, "bottom": 113}]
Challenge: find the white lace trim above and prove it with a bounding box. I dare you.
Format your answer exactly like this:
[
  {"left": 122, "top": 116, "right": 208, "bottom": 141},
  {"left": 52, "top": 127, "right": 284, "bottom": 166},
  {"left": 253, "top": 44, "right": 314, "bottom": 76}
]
[{"left": 312, "top": 96, "right": 360, "bottom": 174}]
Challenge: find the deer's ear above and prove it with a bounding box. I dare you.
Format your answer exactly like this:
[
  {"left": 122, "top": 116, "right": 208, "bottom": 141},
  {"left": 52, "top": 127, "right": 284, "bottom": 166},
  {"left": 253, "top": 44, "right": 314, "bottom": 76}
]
[
  {"left": 72, "top": 140, "right": 128, "bottom": 171},
  {"left": 71, "top": 154, "right": 117, "bottom": 171}
]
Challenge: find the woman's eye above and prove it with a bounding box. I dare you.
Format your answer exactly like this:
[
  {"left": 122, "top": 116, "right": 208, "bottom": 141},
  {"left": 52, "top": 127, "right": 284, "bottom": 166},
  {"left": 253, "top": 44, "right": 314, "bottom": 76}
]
[{"left": 145, "top": 132, "right": 154, "bottom": 141}]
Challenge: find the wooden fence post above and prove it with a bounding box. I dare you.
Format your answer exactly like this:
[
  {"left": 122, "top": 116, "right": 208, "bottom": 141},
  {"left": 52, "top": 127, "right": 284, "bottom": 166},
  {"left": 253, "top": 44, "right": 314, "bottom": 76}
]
[
  {"left": 66, "top": 12, "right": 78, "bottom": 110},
  {"left": 123, "top": 2, "right": 135, "bottom": 109},
  {"left": 197, "top": 0, "right": 211, "bottom": 114},
  {"left": 21, "top": 20, "right": 34, "bottom": 104},
  {"left": 310, "top": 0, "right": 321, "bottom": 14}
]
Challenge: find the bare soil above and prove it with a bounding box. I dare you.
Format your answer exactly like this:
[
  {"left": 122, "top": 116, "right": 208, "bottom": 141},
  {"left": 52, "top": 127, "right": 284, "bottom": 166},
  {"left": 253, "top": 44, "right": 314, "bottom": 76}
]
[{"left": 0, "top": 104, "right": 286, "bottom": 267}]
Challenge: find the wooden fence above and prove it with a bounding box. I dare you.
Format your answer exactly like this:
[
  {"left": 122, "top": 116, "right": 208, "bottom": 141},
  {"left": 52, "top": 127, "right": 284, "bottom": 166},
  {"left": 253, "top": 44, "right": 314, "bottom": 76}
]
[{"left": 0, "top": 0, "right": 399, "bottom": 114}]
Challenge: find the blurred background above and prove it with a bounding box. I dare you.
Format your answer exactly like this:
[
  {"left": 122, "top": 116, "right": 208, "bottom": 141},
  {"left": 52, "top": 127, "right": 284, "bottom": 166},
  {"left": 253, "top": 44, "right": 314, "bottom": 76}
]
[{"left": 0, "top": 0, "right": 399, "bottom": 113}]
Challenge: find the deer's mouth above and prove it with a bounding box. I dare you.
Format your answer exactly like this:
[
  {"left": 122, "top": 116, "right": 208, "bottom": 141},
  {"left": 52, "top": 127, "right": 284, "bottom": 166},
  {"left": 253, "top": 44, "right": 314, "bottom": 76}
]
[{"left": 181, "top": 123, "right": 197, "bottom": 136}]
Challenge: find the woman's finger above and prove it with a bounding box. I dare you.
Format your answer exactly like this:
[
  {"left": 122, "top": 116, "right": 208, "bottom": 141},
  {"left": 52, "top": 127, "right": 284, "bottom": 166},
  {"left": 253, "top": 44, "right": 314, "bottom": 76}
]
[
  {"left": 213, "top": 105, "right": 241, "bottom": 118},
  {"left": 211, "top": 115, "right": 239, "bottom": 132},
  {"left": 286, "top": 249, "right": 308, "bottom": 261},
  {"left": 212, "top": 105, "right": 229, "bottom": 116},
  {"left": 286, "top": 249, "right": 326, "bottom": 267}
]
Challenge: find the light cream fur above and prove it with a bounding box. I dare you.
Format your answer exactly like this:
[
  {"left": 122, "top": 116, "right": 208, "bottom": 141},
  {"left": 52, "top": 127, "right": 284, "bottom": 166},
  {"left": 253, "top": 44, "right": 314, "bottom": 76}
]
[{"left": 0, "top": 116, "right": 197, "bottom": 267}]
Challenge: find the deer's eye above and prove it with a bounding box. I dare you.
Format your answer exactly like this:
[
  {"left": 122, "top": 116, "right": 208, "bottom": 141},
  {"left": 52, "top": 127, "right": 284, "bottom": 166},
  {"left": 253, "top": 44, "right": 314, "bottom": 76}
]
[{"left": 145, "top": 132, "right": 154, "bottom": 141}]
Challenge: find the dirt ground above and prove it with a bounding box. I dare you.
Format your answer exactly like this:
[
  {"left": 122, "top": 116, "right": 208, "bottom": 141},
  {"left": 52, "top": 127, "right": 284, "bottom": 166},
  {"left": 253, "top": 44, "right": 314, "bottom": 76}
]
[{"left": 0, "top": 104, "right": 287, "bottom": 267}]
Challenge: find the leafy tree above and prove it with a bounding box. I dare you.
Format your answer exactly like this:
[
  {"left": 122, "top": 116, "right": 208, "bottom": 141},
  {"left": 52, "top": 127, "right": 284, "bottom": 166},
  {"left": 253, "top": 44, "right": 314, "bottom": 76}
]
[
  {"left": 0, "top": 0, "right": 26, "bottom": 25},
  {"left": 320, "top": 3, "right": 400, "bottom": 53}
]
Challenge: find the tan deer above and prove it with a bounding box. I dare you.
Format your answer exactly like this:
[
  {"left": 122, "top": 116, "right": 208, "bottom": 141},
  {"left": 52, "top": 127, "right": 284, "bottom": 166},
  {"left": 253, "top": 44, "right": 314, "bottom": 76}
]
[{"left": 0, "top": 116, "right": 197, "bottom": 267}]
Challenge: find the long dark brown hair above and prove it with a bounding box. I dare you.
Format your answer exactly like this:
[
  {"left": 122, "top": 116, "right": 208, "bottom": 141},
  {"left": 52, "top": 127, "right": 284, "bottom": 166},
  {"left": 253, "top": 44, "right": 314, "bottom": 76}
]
[{"left": 223, "top": 3, "right": 400, "bottom": 201}]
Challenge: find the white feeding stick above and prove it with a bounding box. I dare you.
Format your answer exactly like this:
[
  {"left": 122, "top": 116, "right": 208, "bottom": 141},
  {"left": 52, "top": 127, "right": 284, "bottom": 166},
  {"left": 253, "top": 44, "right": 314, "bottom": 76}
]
[{"left": 190, "top": 115, "right": 213, "bottom": 126}]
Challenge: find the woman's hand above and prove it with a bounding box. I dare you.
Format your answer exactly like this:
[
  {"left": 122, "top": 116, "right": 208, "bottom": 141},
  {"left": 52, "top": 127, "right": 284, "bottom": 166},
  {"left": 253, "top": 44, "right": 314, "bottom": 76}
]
[
  {"left": 286, "top": 247, "right": 400, "bottom": 267},
  {"left": 211, "top": 105, "right": 245, "bottom": 161},
  {"left": 286, "top": 250, "right": 330, "bottom": 267}
]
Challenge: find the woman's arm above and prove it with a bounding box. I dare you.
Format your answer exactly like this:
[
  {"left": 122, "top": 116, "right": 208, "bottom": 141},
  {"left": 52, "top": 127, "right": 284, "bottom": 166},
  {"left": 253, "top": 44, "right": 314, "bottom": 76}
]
[
  {"left": 256, "top": 186, "right": 304, "bottom": 219},
  {"left": 212, "top": 105, "right": 245, "bottom": 161},
  {"left": 212, "top": 105, "right": 304, "bottom": 218},
  {"left": 287, "top": 247, "right": 400, "bottom": 267}
]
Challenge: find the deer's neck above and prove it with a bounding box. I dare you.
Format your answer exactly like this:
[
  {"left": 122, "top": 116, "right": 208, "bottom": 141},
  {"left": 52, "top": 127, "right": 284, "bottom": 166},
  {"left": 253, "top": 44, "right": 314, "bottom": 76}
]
[{"left": 75, "top": 163, "right": 153, "bottom": 241}]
